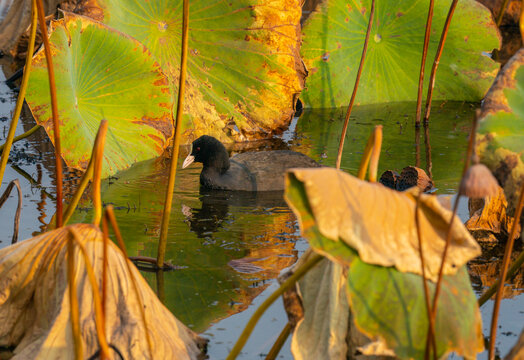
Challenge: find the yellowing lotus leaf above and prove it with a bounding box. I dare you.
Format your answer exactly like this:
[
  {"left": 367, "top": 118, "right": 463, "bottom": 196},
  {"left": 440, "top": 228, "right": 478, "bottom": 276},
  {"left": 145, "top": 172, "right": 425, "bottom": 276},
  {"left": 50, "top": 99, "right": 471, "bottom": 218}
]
[
  {"left": 0, "top": 224, "right": 203, "bottom": 359},
  {"left": 286, "top": 168, "right": 481, "bottom": 281}
]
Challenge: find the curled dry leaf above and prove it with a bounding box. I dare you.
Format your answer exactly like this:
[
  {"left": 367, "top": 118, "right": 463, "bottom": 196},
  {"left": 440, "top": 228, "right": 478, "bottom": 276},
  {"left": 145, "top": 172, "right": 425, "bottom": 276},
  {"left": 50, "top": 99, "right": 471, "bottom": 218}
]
[
  {"left": 0, "top": 224, "right": 204, "bottom": 359},
  {"left": 285, "top": 167, "right": 481, "bottom": 282}
]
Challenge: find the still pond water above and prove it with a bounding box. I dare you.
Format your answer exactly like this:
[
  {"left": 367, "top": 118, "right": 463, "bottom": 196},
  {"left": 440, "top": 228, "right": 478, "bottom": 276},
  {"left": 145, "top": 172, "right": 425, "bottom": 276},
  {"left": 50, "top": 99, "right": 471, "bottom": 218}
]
[{"left": 0, "top": 69, "right": 523, "bottom": 358}]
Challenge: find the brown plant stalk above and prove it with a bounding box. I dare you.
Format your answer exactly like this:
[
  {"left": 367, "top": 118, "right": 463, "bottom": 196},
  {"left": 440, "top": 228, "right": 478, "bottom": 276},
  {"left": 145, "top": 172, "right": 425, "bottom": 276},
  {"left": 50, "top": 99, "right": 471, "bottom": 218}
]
[
  {"left": 426, "top": 112, "right": 479, "bottom": 350},
  {"left": 488, "top": 183, "right": 524, "bottom": 360},
  {"left": 423, "top": 0, "right": 458, "bottom": 123},
  {"left": 415, "top": 193, "right": 437, "bottom": 360},
  {"left": 36, "top": 0, "right": 63, "bottom": 227},
  {"left": 415, "top": 0, "right": 435, "bottom": 126},
  {"left": 157, "top": 0, "right": 190, "bottom": 267},
  {"left": 335, "top": 0, "right": 375, "bottom": 169}
]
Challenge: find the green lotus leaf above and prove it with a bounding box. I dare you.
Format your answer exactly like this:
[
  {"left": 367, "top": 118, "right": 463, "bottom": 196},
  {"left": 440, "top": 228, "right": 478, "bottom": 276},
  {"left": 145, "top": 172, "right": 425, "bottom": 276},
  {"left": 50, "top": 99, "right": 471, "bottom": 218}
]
[
  {"left": 26, "top": 12, "right": 173, "bottom": 177},
  {"left": 347, "top": 259, "right": 483, "bottom": 359},
  {"left": 300, "top": 0, "right": 500, "bottom": 108},
  {"left": 285, "top": 171, "right": 483, "bottom": 358},
  {"left": 91, "top": 0, "right": 305, "bottom": 142},
  {"left": 478, "top": 65, "right": 524, "bottom": 213}
]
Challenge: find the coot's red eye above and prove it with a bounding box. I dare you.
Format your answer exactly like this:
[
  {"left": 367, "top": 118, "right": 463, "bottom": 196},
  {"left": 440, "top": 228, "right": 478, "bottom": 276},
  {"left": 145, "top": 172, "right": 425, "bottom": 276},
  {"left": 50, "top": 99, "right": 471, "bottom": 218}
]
[{"left": 196, "top": 147, "right": 200, "bottom": 151}]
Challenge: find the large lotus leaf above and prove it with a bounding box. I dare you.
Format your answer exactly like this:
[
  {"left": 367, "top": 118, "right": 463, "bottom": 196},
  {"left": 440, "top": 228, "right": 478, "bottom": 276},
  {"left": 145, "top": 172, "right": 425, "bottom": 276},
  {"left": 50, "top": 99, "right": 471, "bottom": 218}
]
[
  {"left": 300, "top": 0, "right": 500, "bottom": 108},
  {"left": 25, "top": 12, "right": 173, "bottom": 177},
  {"left": 89, "top": 0, "right": 305, "bottom": 141},
  {"left": 347, "top": 258, "right": 484, "bottom": 359},
  {"left": 0, "top": 223, "right": 203, "bottom": 359},
  {"left": 284, "top": 168, "right": 481, "bottom": 282},
  {"left": 478, "top": 64, "right": 524, "bottom": 213}
]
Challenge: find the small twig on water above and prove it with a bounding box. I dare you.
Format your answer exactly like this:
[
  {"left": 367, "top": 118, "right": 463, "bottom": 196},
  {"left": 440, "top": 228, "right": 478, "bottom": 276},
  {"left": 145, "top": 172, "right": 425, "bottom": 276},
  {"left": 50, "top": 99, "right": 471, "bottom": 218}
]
[
  {"left": 415, "top": 0, "right": 435, "bottom": 127},
  {"left": 496, "top": 0, "right": 510, "bottom": 27},
  {"left": 265, "top": 322, "right": 292, "bottom": 360},
  {"left": 335, "top": 0, "right": 375, "bottom": 169},
  {"left": 488, "top": 183, "right": 524, "bottom": 360}
]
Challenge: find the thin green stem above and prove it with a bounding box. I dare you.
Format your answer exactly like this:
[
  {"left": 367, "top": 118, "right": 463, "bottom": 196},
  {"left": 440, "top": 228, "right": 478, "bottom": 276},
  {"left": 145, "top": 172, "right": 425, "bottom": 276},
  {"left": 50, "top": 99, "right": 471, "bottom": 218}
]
[
  {"left": 157, "top": 0, "right": 190, "bottom": 267},
  {"left": 415, "top": 0, "right": 435, "bottom": 126},
  {"left": 91, "top": 120, "right": 108, "bottom": 227},
  {"left": 0, "top": 0, "right": 37, "bottom": 184},
  {"left": 265, "top": 322, "right": 292, "bottom": 360},
  {"left": 36, "top": 0, "right": 63, "bottom": 227},
  {"left": 0, "top": 125, "right": 42, "bottom": 153},
  {"left": 488, "top": 183, "right": 524, "bottom": 360},
  {"left": 226, "top": 253, "right": 323, "bottom": 360},
  {"left": 335, "top": 0, "right": 375, "bottom": 169}
]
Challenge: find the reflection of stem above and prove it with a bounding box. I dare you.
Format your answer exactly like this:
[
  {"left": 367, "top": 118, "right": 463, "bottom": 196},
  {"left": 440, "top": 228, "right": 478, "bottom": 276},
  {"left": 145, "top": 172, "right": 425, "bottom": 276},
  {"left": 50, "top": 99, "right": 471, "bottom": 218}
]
[
  {"left": 157, "top": 0, "right": 190, "bottom": 267},
  {"left": 11, "top": 164, "right": 55, "bottom": 200},
  {"left": 415, "top": 0, "right": 435, "bottom": 126},
  {"left": 156, "top": 269, "right": 165, "bottom": 304},
  {"left": 36, "top": 0, "right": 63, "bottom": 227},
  {"left": 488, "top": 183, "right": 524, "bottom": 360},
  {"left": 426, "top": 112, "right": 478, "bottom": 352},
  {"left": 424, "top": 123, "right": 433, "bottom": 179},
  {"left": 226, "top": 253, "right": 323, "bottom": 360},
  {"left": 0, "top": 0, "right": 37, "bottom": 184},
  {"left": 416, "top": 193, "right": 436, "bottom": 360},
  {"left": 423, "top": 0, "right": 458, "bottom": 123},
  {"left": 496, "top": 0, "right": 510, "bottom": 27},
  {"left": 0, "top": 125, "right": 42, "bottom": 154},
  {"left": 0, "top": 180, "right": 22, "bottom": 244},
  {"left": 265, "top": 322, "right": 292, "bottom": 360},
  {"left": 415, "top": 126, "right": 421, "bottom": 168},
  {"left": 335, "top": 0, "right": 375, "bottom": 169}
]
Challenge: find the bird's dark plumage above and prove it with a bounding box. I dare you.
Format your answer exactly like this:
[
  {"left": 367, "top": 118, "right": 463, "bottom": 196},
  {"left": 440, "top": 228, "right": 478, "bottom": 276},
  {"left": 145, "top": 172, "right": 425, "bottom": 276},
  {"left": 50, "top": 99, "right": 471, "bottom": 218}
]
[{"left": 183, "top": 135, "right": 320, "bottom": 191}]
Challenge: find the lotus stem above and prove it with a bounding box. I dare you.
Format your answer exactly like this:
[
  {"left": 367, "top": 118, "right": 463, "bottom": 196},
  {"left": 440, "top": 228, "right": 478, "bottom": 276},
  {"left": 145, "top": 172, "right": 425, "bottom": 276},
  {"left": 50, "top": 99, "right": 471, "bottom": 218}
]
[
  {"left": 157, "top": 0, "right": 190, "bottom": 267},
  {"left": 36, "top": 0, "right": 63, "bottom": 227},
  {"left": 105, "top": 206, "right": 154, "bottom": 359},
  {"left": 335, "top": 0, "right": 375, "bottom": 169},
  {"left": 423, "top": 0, "right": 458, "bottom": 123},
  {"left": 0, "top": 0, "right": 37, "bottom": 184},
  {"left": 92, "top": 120, "right": 108, "bottom": 227},
  {"left": 416, "top": 193, "right": 436, "bottom": 360},
  {"left": 0, "top": 180, "right": 23, "bottom": 244},
  {"left": 357, "top": 129, "right": 376, "bottom": 180},
  {"left": 488, "top": 183, "right": 524, "bottom": 360},
  {"left": 0, "top": 125, "right": 42, "bottom": 154},
  {"left": 415, "top": 0, "right": 435, "bottom": 127},
  {"left": 427, "top": 111, "right": 479, "bottom": 350},
  {"left": 101, "top": 216, "right": 109, "bottom": 320},
  {"left": 368, "top": 125, "right": 382, "bottom": 182},
  {"left": 67, "top": 231, "right": 83, "bottom": 360},
  {"left": 63, "top": 120, "right": 108, "bottom": 226},
  {"left": 496, "top": 0, "right": 510, "bottom": 27},
  {"left": 265, "top": 322, "right": 292, "bottom": 360},
  {"left": 226, "top": 253, "right": 323, "bottom": 360},
  {"left": 68, "top": 227, "right": 111, "bottom": 359}
]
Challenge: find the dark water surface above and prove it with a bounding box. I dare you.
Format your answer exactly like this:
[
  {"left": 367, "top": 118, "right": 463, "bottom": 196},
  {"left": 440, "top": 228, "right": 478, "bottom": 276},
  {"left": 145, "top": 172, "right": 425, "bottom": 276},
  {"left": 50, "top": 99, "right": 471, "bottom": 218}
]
[{"left": 1, "top": 66, "right": 523, "bottom": 358}]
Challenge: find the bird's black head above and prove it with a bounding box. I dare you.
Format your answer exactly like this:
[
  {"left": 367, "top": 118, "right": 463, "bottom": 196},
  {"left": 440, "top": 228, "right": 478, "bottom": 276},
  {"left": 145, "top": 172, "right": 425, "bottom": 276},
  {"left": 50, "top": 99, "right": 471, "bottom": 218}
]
[{"left": 183, "top": 135, "right": 230, "bottom": 173}]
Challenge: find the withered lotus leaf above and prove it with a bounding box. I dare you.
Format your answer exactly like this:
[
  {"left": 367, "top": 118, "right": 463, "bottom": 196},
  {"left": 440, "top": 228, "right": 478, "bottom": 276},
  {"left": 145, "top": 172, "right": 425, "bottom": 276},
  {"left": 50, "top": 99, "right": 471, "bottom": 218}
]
[
  {"left": 0, "top": 224, "right": 203, "bottom": 359},
  {"left": 285, "top": 168, "right": 481, "bottom": 282}
]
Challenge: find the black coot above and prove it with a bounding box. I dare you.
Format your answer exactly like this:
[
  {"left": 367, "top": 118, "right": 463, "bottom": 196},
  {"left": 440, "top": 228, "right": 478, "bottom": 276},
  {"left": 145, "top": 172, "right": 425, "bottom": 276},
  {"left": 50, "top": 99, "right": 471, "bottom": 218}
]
[{"left": 182, "top": 135, "right": 320, "bottom": 191}]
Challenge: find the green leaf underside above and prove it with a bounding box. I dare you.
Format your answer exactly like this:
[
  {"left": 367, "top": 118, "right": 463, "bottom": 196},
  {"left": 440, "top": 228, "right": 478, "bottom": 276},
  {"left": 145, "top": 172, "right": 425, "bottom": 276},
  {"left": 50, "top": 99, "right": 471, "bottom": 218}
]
[
  {"left": 347, "top": 261, "right": 482, "bottom": 359},
  {"left": 300, "top": 0, "right": 499, "bottom": 107},
  {"left": 26, "top": 13, "right": 173, "bottom": 177},
  {"left": 479, "top": 66, "right": 524, "bottom": 162},
  {"left": 285, "top": 172, "right": 483, "bottom": 359},
  {"left": 94, "top": 0, "right": 304, "bottom": 141}
]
